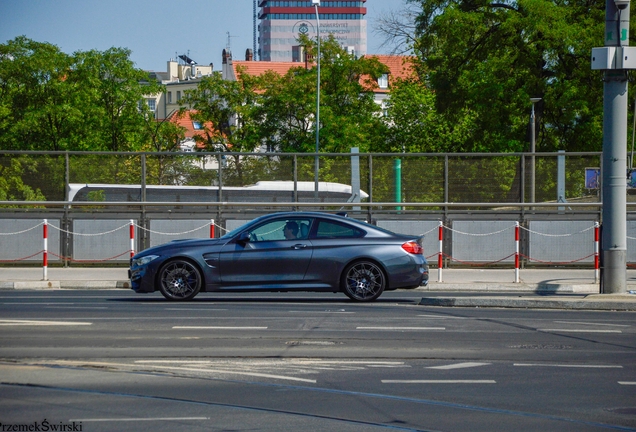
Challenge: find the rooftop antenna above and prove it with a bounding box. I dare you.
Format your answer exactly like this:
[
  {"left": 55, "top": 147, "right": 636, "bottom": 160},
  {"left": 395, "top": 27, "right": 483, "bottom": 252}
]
[{"left": 226, "top": 32, "right": 238, "bottom": 53}]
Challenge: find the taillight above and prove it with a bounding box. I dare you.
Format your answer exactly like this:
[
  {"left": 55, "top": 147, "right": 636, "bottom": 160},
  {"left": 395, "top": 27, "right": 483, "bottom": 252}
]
[{"left": 402, "top": 241, "right": 423, "bottom": 255}]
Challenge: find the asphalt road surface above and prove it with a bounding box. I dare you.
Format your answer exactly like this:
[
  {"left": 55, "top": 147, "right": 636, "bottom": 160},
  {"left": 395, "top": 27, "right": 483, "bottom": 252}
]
[{"left": 0, "top": 289, "right": 634, "bottom": 432}]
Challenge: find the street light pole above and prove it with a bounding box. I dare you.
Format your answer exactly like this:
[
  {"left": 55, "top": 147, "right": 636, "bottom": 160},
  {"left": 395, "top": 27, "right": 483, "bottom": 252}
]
[
  {"left": 591, "top": 0, "right": 632, "bottom": 293},
  {"left": 312, "top": 0, "right": 321, "bottom": 197},
  {"left": 529, "top": 97, "right": 541, "bottom": 206}
]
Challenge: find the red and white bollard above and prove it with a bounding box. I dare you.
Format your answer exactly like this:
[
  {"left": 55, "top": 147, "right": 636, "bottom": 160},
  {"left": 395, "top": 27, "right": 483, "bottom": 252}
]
[
  {"left": 210, "top": 219, "right": 215, "bottom": 239},
  {"left": 438, "top": 221, "right": 443, "bottom": 283},
  {"left": 514, "top": 221, "right": 520, "bottom": 283},
  {"left": 129, "top": 220, "right": 135, "bottom": 259},
  {"left": 42, "top": 219, "right": 48, "bottom": 281},
  {"left": 594, "top": 222, "right": 600, "bottom": 283}
]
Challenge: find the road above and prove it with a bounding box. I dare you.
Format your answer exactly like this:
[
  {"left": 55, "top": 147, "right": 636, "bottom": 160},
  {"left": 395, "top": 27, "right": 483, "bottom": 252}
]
[{"left": 0, "top": 289, "right": 634, "bottom": 431}]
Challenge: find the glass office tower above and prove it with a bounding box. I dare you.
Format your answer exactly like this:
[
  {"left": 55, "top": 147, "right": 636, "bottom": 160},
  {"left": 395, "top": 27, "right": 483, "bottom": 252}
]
[{"left": 258, "top": 0, "right": 367, "bottom": 62}]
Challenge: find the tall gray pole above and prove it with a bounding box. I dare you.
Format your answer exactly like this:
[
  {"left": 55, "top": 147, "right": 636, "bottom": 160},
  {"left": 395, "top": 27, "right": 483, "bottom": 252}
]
[
  {"left": 313, "top": 1, "right": 321, "bottom": 197},
  {"left": 601, "top": 0, "right": 629, "bottom": 293}
]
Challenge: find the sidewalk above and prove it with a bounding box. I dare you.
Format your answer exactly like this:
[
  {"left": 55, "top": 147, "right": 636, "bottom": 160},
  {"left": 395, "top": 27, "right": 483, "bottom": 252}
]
[{"left": 0, "top": 267, "right": 635, "bottom": 310}]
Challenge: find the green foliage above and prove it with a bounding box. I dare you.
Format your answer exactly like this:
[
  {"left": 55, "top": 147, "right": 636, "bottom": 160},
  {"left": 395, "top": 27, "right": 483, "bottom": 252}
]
[
  {"left": 383, "top": 77, "right": 478, "bottom": 152},
  {"left": 254, "top": 35, "right": 389, "bottom": 154},
  {"left": 408, "top": 0, "right": 606, "bottom": 152},
  {"left": 0, "top": 37, "right": 162, "bottom": 152},
  {"left": 0, "top": 157, "right": 47, "bottom": 204},
  {"left": 181, "top": 70, "right": 261, "bottom": 153}
]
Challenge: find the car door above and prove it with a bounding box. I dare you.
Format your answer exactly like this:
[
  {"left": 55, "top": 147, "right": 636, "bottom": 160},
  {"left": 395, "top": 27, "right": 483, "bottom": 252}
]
[{"left": 218, "top": 217, "right": 313, "bottom": 288}]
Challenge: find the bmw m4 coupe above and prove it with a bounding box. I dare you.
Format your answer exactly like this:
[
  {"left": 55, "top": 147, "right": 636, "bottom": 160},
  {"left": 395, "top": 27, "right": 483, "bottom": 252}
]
[{"left": 129, "top": 212, "right": 428, "bottom": 301}]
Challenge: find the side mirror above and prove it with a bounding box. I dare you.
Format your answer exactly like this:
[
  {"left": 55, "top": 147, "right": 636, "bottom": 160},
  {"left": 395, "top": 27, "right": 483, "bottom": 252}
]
[{"left": 238, "top": 231, "right": 251, "bottom": 243}]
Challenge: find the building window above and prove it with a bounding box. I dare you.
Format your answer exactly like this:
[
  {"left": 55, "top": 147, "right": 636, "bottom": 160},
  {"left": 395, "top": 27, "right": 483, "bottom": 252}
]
[
  {"left": 378, "top": 74, "right": 389, "bottom": 89},
  {"left": 177, "top": 91, "right": 181, "bottom": 101},
  {"left": 192, "top": 121, "right": 203, "bottom": 130},
  {"left": 168, "top": 92, "right": 172, "bottom": 103},
  {"left": 146, "top": 99, "right": 156, "bottom": 112}
]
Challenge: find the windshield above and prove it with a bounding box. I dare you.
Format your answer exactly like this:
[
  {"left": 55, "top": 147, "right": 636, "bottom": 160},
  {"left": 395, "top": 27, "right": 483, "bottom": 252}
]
[{"left": 220, "top": 223, "right": 249, "bottom": 239}]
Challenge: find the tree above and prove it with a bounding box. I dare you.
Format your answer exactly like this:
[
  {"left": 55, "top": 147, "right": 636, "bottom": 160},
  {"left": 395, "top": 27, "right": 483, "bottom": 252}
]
[
  {"left": 389, "top": 0, "right": 606, "bottom": 152},
  {"left": 383, "top": 76, "right": 478, "bottom": 152},
  {"left": 0, "top": 37, "right": 162, "bottom": 152},
  {"left": 0, "top": 37, "right": 79, "bottom": 151},
  {"left": 180, "top": 70, "right": 262, "bottom": 185},
  {"left": 255, "top": 35, "right": 390, "bottom": 155},
  {"left": 71, "top": 47, "right": 163, "bottom": 152}
]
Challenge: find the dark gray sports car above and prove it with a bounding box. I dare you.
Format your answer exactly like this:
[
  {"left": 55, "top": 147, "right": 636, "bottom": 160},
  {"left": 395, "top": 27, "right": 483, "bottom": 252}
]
[{"left": 129, "top": 212, "right": 429, "bottom": 301}]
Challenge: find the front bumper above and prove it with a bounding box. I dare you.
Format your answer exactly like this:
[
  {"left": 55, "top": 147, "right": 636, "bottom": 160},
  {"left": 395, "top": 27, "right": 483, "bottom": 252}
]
[{"left": 129, "top": 266, "right": 155, "bottom": 293}]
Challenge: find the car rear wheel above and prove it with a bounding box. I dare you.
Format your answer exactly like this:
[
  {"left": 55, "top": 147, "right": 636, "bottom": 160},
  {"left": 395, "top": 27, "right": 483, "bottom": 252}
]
[
  {"left": 158, "top": 259, "right": 202, "bottom": 301},
  {"left": 342, "top": 260, "right": 385, "bottom": 302}
]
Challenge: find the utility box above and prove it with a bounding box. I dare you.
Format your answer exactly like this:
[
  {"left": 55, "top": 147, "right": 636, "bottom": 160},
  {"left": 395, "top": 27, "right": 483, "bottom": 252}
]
[
  {"left": 592, "top": 46, "right": 636, "bottom": 69},
  {"left": 591, "top": 47, "right": 617, "bottom": 69},
  {"left": 618, "top": 46, "right": 636, "bottom": 69}
]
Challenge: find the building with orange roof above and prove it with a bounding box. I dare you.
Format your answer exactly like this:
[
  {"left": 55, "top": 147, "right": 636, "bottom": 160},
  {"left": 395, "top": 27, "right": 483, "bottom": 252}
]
[
  {"left": 222, "top": 47, "right": 416, "bottom": 113},
  {"left": 165, "top": 110, "right": 216, "bottom": 151}
]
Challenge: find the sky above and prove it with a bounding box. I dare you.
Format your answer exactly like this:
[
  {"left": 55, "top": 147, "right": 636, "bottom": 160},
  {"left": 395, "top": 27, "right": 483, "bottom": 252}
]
[{"left": 0, "top": 0, "right": 409, "bottom": 72}]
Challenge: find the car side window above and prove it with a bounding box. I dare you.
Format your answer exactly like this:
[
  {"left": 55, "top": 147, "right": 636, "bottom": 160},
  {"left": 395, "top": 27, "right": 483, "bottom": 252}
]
[
  {"left": 249, "top": 218, "right": 312, "bottom": 241},
  {"left": 315, "top": 220, "right": 364, "bottom": 239}
]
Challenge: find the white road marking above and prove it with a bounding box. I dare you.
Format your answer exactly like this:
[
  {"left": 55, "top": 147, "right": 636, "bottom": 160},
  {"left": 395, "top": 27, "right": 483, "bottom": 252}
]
[
  {"left": 72, "top": 417, "right": 209, "bottom": 422},
  {"left": 2, "top": 302, "right": 76, "bottom": 305},
  {"left": 39, "top": 359, "right": 317, "bottom": 384},
  {"left": 288, "top": 310, "right": 355, "bottom": 314},
  {"left": 382, "top": 380, "right": 496, "bottom": 384},
  {"left": 165, "top": 308, "right": 228, "bottom": 311},
  {"left": 147, "top": 364, "right": 317, "bottom": 383},
  {"left": 427, "top": 362, "right": 491, "bottom": 370},
  {"left": 0, "top": 319, "right": 92, "bottom": 326},
  {"left": 357, "top": 327, "right": 445, "bottom": 330},
  {"left": 619, "top": 382, "right": 636, "bottom": 385},
  {"left": 514, "top": 363, "right": 622, "bottom": 368},
  {"left": 554, "top": 321, "right": 631, "bottom": 327},
  {"left": 538, "top": 329, "right": 622, "bottom": 333},
  {"left": 172, "top": 326, "right": 268, "bottom": 330}
]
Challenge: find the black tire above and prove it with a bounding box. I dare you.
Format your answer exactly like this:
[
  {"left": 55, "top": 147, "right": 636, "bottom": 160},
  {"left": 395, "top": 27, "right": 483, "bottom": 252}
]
[
  {"left": 341, "top": 260, "right": 386, "bottom": 302},
  {"left": 158, "top": 259, "right": 202, "bottom": 301}
]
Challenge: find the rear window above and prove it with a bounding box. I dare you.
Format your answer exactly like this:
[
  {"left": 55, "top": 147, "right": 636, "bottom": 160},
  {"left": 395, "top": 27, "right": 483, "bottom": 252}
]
[{"left": 315, "top": 220, "right": 364, "bottom": 239}]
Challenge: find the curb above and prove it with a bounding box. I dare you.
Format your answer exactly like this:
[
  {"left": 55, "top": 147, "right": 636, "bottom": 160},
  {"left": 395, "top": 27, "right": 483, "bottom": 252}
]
[
  {"left": 419, "top": 295, "right": 636, "bottom": 311},
  {"left": 421, "top": 283, "right": 599, "bottom": 294},
  {"left": 0, "top": 281, "right": 131, "bottom": 290}
]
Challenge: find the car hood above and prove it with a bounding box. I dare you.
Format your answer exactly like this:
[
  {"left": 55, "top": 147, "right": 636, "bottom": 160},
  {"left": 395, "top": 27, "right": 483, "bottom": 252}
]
[{"left": 135, "top": 237, "right": 226, "bottom": 257}]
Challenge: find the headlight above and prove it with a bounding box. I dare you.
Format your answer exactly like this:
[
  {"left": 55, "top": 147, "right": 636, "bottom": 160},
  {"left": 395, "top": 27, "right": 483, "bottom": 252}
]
[{"left": 131, "top": 254, "right": 160, "bottom": 268}]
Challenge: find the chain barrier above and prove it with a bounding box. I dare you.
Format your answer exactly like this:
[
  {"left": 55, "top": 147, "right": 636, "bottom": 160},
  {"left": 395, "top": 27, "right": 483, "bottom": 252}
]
[
  {"left": 133, "top": 221, "right": 211, "bottom": 236},
  {"left": 520, "top": 225, "right": 595, "bottom": 237},
  {"left": 0, "top": 250, "right": 44, "bottom": 263},
  {"left": 435, "top": 222, "right": 600, "bottom": 284},
  {"left": 48, "top": 222, "right": 130, "bottom": 236},
  {"left": 444, "top": 225, "right": 513, "bottom": 237},
  {"left": 0, "top": 222, "right": 44, "bottom": 236},
  {"left": 520, "top": 253, "right": 596, "bottom": 265},
  {"left": 0, "top": 219, "right": 609, "bottom": 284},
  {"left": 48, "top": 250, "right": 133, "bottom": 263}
]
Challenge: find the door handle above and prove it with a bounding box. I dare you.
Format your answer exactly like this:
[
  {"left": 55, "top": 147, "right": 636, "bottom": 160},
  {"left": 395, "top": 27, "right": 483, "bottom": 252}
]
[{"left": 292, "top": 244, "right": 307, "bottom": 249}]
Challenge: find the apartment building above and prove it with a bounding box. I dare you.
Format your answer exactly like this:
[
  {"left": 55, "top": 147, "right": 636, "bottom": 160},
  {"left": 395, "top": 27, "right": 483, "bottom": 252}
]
[{"left": 258, "top": 0, "right": 367, "bottom": 61}]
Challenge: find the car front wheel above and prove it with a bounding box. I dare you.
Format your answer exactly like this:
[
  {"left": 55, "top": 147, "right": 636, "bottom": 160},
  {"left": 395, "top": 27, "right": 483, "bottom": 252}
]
[
  {"left": 158, "top": 259, "right": 202, "bottom": 301},
  {"left": 341, "top": 260, "right": 385, "bottom": 302}
]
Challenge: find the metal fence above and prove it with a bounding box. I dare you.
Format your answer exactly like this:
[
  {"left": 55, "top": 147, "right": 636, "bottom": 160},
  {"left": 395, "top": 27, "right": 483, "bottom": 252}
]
[
  {"left": 0, "top": 150, "right": 608, "bottom": 213},
  {"left": 2, "top": 150, "right": 634, "bottom": 267}
]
